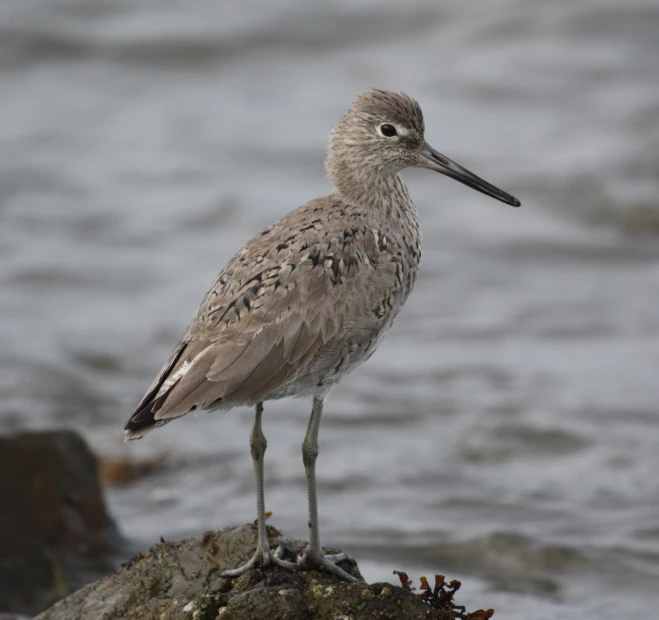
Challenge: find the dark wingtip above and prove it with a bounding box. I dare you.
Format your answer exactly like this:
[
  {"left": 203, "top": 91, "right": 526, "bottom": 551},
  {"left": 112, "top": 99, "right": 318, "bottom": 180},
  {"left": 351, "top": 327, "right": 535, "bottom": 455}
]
[
  {"left": 123, "top": 383, "right": 177, "bottom": 438},
  {"left": 124, "top": 342, "right": 188, "bottom": 437}
]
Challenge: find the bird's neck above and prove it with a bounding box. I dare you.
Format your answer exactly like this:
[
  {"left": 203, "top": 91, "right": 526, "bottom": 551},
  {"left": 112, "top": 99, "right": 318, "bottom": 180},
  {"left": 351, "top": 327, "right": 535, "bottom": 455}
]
[
  {"left": 329, "top": 163, "right": 422, "bottom": 271},
  {"left": 329, "top": 162, "right": 417, "bottom": 222}
]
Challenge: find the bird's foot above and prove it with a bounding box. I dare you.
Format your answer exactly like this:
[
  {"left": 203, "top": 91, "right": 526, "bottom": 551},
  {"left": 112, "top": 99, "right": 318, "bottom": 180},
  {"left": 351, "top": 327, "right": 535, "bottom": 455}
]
[
  {"left": 297, "top": 549, "right": 360, "bottom": 583},
  {"left": 220, "top": 541, "right": 297, "bottom": 578},
  {"left": 221, "top": 538, "right": 360, "bottom": 583}
]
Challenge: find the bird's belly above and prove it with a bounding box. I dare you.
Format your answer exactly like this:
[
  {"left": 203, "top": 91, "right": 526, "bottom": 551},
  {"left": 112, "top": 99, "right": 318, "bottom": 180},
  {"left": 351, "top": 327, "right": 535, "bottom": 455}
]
[
  {"left": 267, "top": 296, "right": 408, "bottom": 402},
  {"left": 267, "top": 332, "right": 384, "bottom": 401}
]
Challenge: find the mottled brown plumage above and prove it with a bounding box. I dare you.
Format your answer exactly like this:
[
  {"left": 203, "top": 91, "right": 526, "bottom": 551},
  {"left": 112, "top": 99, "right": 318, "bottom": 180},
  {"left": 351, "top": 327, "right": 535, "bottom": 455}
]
[
  {"left": 124, "top": 89, "right": 520, "bottom": 582},
  {"left": 127, "top": 196, "right": 420, "bottom": 434},
  {"left": 125, "top": 91, "right": 427, "bottom": 440}
]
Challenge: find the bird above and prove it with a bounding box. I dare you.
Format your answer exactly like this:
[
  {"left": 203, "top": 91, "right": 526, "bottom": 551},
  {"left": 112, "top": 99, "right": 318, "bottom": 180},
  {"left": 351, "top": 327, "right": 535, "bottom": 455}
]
[{"left": 124, "top": 89, "right": 521, "bottom": 583}]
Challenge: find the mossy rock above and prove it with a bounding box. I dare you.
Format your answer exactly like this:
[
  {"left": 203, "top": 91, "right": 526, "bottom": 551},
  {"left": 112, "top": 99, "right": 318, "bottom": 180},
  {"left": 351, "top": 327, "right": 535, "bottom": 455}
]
[{"left": 37, "top": 524, "right": 480, "bottom": 619}]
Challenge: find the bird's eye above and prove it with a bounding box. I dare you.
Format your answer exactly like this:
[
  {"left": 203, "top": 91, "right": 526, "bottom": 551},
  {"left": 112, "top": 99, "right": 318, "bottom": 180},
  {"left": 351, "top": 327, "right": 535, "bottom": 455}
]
[{"left": 379, "top": 124, "right": 398, "bottom": 137}]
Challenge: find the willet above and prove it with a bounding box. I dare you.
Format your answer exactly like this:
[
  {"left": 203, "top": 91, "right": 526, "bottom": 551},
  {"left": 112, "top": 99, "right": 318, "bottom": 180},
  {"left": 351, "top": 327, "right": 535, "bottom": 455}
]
[{"left": 124, "top": 89, "right": 520, "bottom": 583}]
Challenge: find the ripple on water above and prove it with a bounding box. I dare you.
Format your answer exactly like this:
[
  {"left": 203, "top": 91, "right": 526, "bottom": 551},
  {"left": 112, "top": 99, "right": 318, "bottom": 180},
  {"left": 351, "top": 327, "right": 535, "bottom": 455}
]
[
  {"left": 369, "top": 532, "right": 592, "bottom": 597},
  {"left": 454, "top": 424, "right": 590, "bottom": 464}
]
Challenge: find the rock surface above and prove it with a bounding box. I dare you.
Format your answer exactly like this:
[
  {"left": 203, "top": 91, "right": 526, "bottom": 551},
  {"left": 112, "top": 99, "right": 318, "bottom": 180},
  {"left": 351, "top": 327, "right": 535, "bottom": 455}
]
[
  {"left": 36, "top": 524, "right": 480, "bottom": 620},
  {"left": 0, "top": 431, "right": 121, "bottom": 616}
]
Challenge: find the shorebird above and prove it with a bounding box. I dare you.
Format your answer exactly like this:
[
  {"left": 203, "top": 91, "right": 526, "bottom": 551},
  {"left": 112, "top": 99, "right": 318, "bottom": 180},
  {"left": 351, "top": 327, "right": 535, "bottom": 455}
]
[{"left": 124, "top": 89, "right": 520, "bottom": 582}]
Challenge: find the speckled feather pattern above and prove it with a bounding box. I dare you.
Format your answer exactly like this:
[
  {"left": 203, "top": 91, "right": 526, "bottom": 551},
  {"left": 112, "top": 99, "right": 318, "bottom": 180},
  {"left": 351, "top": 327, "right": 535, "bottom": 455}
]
[{"left": 125, "top": 90, "right": 424, "bottom": 439}]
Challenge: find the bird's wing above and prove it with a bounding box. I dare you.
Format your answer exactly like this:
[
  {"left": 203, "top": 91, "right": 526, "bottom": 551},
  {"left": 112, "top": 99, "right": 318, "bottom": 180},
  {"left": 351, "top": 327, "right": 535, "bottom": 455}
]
[{"left": 125, "top": 201, "right": 382, "bottom": 437}]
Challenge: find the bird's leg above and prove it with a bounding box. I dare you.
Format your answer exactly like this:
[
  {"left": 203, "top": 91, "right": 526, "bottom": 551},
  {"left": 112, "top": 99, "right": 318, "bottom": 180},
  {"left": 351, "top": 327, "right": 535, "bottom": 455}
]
[
  {"left": 221, "top": 402, "right": 296, "bottom": 578},
  {"left": 297, "top": 396, "right": 360, "bottom": 582}
]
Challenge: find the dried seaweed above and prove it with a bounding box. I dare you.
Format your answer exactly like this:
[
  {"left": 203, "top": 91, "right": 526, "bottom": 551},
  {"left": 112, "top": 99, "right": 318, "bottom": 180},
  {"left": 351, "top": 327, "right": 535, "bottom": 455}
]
[{"left": 394, "top": 571, "right": 494, "bottom": 620}]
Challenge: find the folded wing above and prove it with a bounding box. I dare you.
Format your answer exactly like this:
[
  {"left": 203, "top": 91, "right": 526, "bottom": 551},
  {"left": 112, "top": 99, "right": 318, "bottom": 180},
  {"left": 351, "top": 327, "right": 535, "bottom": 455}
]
[{"left": 124, "top": 212, "right": 374, "bottom": 440}]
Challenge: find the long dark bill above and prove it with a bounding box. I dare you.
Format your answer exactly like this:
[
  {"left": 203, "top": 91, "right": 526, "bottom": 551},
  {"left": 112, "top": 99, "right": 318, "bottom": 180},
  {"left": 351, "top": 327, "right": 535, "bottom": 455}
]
[{"left": 417, "top": 142, "right": 521, "bottom": 207}]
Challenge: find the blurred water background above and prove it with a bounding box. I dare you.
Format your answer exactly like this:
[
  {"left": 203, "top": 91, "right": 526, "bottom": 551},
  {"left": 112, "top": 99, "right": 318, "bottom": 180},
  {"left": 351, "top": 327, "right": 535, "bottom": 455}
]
[{"left": 2, "top": 0, "right": 659, "bottom": 618}]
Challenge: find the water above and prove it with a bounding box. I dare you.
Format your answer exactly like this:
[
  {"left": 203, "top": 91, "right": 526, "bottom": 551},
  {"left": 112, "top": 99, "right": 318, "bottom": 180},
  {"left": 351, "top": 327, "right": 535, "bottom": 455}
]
[{"left": 2, "top": 1, "right": 659, "bottom": 618}]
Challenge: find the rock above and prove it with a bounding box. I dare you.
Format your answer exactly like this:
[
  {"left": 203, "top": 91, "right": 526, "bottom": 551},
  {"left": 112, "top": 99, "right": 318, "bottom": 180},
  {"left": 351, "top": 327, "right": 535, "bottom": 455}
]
[
  {"left": 0, "top": 431, "right": 121, "bottom": 617},
  {"left": 36, "top": 524, "right": 477, "bottom": 620}
]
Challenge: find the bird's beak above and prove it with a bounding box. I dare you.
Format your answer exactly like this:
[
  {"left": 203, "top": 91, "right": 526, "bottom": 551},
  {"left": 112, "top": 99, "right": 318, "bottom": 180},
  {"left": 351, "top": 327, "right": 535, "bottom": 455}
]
[{"left": 416, "top": 142, "right": 521, "bottom": 207}]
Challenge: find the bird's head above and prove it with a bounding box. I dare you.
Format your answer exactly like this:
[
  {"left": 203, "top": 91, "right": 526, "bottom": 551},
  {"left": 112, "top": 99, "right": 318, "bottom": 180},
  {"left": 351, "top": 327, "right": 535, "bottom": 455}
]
[{"left": 326, "top": 89, "right": 520, "bottom": 207}]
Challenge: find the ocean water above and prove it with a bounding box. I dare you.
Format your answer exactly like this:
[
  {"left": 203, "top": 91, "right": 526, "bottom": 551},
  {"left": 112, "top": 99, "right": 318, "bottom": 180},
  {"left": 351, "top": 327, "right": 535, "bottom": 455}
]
[{"left": 2, "top": 1, "right": 659, "bottom": 618}]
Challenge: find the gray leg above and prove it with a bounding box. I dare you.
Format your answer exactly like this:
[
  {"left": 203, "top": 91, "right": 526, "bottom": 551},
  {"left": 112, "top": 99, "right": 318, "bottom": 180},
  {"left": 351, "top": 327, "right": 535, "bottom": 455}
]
[
  {"left": 298, "top": 396, "right": 359, "bottom": 582},
  {"left": 303, "top": 397, "right": 323, "bottom": 556},
  {"left": 221, "top": 403, "right": 296, "bottom": 578}
]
